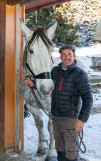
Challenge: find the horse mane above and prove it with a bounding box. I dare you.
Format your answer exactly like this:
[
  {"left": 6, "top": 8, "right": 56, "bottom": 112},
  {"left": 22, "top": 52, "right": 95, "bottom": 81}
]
[
  {"left": 22, "top": 26, "right": 53, "bottom": 70},
  {"left": 28, "top": 26, "right": 53, "bottom": 51}
]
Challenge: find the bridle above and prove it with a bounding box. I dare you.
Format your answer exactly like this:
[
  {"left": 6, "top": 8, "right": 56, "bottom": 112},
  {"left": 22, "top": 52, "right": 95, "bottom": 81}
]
[
  {"left": 26, "top": 63, "right": 51, "bottom": 80},
  {"left": 24, "top": 40, "right": 52, "bottom": 80},
  {"left": 23, "top": 25, "right": 54, "bottom": 81}
]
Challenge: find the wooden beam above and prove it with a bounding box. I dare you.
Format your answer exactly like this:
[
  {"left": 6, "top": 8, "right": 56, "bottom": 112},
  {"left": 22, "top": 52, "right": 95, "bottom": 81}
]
[
  {"left": 20, "top": 0, "right": 39, "bottom": 6},
  {"left": 25, "top": 0, "right": 70, "bottom": 13},
  {"left": 6, "top": 0, "right": 29, "bottom": 5},
  {"left": 15, "top": 4, "right": 21, "bottom": 152},
  {"left": 0, "top": 1, "right": 6, "bottom": 152},
  {"left": 15, "top": 5, "right": 24, "bottom": 152},
  {"left": 6, "top": 0, "right": 39, "bottom": 5},
  {"left": 6, "top": 0, "right": 70, "bottom": 6}
]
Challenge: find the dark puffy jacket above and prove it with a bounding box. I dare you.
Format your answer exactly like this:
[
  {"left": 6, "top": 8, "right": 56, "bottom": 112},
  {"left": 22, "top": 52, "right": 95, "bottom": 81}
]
[{"left": 51, "top": 60, "right": 93, "bottom": 122}]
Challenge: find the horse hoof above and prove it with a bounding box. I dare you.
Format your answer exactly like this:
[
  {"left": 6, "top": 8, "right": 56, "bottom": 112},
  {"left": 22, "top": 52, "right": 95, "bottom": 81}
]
[
  {"left": 45, "top": 157, "right": 57, "bottom": 161},
  {"left": 37, "top": 148, "right": 48, "bottom": 155}
]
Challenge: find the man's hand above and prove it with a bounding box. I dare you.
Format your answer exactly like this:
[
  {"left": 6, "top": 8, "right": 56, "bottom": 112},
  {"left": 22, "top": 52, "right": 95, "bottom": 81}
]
[
  {"left": 74, "top": 120, "right": 84, "bottom": 132},
  {"left": 25, "top": 77, "right": 34, "bottom": 87}
]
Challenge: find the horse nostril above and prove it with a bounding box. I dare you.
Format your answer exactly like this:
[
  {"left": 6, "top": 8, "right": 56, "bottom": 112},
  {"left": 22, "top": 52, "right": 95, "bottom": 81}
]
[
  {"left": 40, "top": 85, "right": 49, "bottom": 95},
  {"left": 40, "top": 83, "right": 54, "bottom": 95}
]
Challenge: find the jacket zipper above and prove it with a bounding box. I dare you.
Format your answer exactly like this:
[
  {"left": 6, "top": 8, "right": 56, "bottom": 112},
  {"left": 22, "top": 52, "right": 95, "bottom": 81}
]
[
  {"left": 72, "top": 103, "right": 74, "bottom": 115},
  {"left": 59, "top": 76, "right": 64, "bottom": 91}
]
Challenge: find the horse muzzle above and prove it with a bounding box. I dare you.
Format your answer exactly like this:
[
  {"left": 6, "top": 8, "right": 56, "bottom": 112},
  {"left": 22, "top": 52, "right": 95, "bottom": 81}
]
[{"left": 37, "top": 80, "right": 54, "bottom": 97}]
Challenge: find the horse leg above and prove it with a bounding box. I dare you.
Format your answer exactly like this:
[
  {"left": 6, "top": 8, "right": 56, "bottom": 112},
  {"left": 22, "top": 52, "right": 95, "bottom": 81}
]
[
  {"left": 33, "top": 110, "right": 48, "bottom": 155},
  {"left": 45, "top": 118, "right": 57, "bottom": 161}
]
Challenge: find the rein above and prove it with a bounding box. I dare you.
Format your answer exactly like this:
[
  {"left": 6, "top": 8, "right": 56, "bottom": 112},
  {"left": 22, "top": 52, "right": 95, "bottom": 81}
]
[{"left": 30, "top": 86, "right": 86, "bottom": 154}]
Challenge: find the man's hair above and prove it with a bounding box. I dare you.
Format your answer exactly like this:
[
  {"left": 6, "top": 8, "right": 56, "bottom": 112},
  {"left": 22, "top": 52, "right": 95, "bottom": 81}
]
[{"left": 59, "top": 45, "right": 76, "bottom": 55}]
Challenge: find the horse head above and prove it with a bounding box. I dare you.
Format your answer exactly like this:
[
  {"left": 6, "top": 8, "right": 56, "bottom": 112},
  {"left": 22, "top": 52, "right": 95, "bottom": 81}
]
[{"left": 20, "top": 20, "right": 57, "bottom": 97}]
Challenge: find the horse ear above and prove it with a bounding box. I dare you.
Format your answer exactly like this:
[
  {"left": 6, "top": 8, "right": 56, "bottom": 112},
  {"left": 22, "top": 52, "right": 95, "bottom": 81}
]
[
  {"left": 95, "top": 21, "right": 101, "bottom": 40},
  {"left": 19, "top": 18, "right": 33, "bottom": 41},
  {"left": 47, "top": 22, "right": 57, "bottom": 40}
]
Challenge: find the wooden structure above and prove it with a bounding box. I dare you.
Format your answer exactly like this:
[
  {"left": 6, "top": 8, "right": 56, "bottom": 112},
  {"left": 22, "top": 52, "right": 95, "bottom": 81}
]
[
  {"left": 25, "top": 0, "right": 70, "bottom": 12},
  {"left": 94, "top": 21, "right": 101, "bottom": 70},
  {"left": 0, "top": 0, "right": 70, "bottom": 153},
  {"left": 92, "top": 57, "right": 101, "bottom": 70},
  {"left": 95, "top": 21, "right": 101, "bottom": 41},
  {"left": 0, "top": 1, "right": 24, "bottom": 153}
]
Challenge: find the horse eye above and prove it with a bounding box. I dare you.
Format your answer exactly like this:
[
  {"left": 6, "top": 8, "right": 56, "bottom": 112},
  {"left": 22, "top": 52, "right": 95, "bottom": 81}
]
[{"left": 29, "top": 49, "right": 33, "bottom": 54}]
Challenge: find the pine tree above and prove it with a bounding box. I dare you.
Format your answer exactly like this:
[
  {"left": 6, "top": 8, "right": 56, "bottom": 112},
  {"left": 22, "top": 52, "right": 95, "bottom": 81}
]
[{"left": 25, "top": 5, "right": 79, "bottom": 46}]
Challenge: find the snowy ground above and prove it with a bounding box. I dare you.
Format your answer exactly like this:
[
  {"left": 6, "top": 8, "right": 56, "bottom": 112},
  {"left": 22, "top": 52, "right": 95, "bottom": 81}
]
[
  {"left": 24, "top": 44, "right": 101, "bottom": 160},
  {"left": 24, "top": 113, "right": 101, "bottom": 160}
]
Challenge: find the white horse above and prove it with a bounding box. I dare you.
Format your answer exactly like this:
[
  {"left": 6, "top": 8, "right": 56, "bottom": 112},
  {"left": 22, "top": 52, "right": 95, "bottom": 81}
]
[{"left": 20, "top": 20, "right": 58, "bottom": 161}]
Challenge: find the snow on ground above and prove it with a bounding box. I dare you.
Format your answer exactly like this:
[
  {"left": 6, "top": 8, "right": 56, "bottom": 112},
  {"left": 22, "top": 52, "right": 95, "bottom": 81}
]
[
  {"left": 24, "top": 113, "right": 101, "bottom": 159},
  {"left": 24, "top": 44, "right": 101, "bottom": 160},
  {"left": 24, "top": 113, "right": 49, "bottom": 154},
  {"left": 84, "top": 113, "right": 101, "bottom": 159}
]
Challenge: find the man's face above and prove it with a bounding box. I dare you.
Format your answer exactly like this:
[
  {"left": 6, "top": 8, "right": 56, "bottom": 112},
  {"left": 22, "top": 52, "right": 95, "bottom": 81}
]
[{"left": 60, "top": 49, "right": 76, "bottom": 67}]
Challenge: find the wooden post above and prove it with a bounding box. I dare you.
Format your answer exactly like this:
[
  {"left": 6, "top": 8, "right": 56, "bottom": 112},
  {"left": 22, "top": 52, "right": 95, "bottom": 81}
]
[
  {"left": 0, "top": 3, "right": 24, "bottom": 153},
  {"left": 0, "top": 1, "right": 6, "bottom": 153},
  {"left": 16, "top": 4, "right": 22, "bottom": 152}
]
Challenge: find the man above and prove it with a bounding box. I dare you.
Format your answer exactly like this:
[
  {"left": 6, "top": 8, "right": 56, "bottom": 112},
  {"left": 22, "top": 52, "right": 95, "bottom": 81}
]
[{"left": 51, "top": 45, "right": 93, "bottom": 161}]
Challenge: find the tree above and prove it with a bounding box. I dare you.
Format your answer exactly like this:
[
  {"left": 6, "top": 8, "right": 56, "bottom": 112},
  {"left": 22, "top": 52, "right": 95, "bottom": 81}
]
[{"left": 25, "top": 4, "right": 79, "bottom": 46}]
